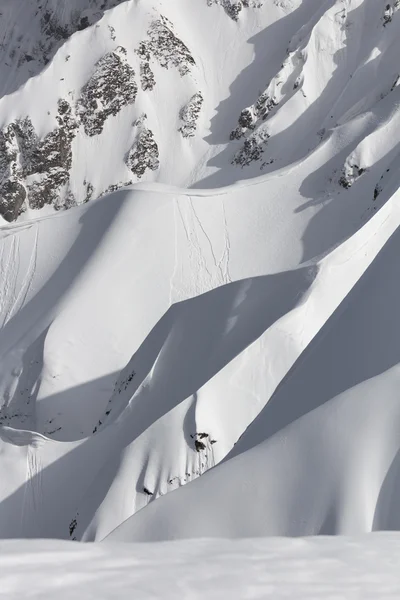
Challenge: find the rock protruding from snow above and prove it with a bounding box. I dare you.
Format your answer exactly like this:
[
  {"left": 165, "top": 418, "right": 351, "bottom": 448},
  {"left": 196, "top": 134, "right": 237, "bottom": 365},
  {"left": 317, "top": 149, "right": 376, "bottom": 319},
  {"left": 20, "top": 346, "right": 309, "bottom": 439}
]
[
  {"left": 382, "top": 2, "right": 400, "bottom": 26},
  {"left": 136, "top": 43, "right": 156, "bottom": 91},
  {"left": 207, "top": 0, "right": 264, "bottom": 21},
  {"left": 77, "top": 47, "right": 138, "bottom": 137},
  {"left": 179, "top": 93, "right": 204, "bottom": 138},
  {"left": 232, "top": 129, "right": 270, "bottom": 167},
  {"left": 125, "top": 116, "right": 160, "bottom": 179},
  {"left": 230, "top": 94, "right": 277, "bottom": 141},
  {"left": 0, "top": 100, "right": 78, "bottom": 220},
  {"left": 0, "top": 180, "right": 26, "bottom": 222},
  {"left": 140, "top": 16, "right": 195, "bottom": 77},
  {"left": 338, "top": 163, "right": 366, "bottom": 190}
]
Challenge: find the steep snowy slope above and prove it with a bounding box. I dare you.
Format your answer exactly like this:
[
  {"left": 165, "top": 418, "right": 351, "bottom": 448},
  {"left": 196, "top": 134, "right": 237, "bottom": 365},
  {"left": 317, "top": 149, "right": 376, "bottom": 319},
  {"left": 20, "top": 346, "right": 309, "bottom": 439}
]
[{"left": 2, "top": 0, "right": 400, "bottom": 545}]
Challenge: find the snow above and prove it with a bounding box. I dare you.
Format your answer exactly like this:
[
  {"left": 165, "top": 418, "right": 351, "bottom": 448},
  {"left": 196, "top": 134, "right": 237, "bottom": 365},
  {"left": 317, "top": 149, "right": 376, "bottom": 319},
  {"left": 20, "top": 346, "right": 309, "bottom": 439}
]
[
  {"left": 2, "top": 535, "right": 400, "bottom": 599},
  {"left": 1, "top": 0, "right": 400, "bottom": 595}
]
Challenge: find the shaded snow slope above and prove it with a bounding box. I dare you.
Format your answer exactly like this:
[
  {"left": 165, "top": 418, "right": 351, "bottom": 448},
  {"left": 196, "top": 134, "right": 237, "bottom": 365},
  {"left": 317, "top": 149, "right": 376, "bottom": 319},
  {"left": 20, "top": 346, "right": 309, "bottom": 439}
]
[{"left": 3, "top": 535, "right": 400, "bottom": 599}]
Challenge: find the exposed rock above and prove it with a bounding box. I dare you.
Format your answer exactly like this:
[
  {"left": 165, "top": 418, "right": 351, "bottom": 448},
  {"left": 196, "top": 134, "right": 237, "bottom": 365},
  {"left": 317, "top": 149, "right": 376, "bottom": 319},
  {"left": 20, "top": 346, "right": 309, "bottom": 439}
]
[
  {"left": 69, "top": 516, "right": 78, "bottom": 538},
  {"left": 76, "top": 47, "right": 138, "bottom": 137},
  {"left": 338, "top": 164, "right": 366, "bottom": 190},
  {"left": 383, "top": 4, "right": 394, "bottom": 26},
  {"left": 125, "top": 119, "right": 160, "bottom": 178},
  {"left": 390, "top": 74, "right": 400, "bottom": 92},
  {"left": 27, "top": 101, "right": 78, "bottom": 209},
  {"left": 0, "top": 99, "right": 78, "bottom": 218},
  {"left": 207, "top": 0, "right": 264, "bottom": 21},
  {"left": 140, "top": 16, "right": 195, "bottom": 77},
  {"left": 136, "top": 42, "right": 156, "bottom": 91},
  {"left": 179, "top": 92, "right": 204, "bottom": 138},
  {"left": 232, "top": 128, "right": 270, "bottom": 166},
  {"left": 231, "top": 94, "right": 277, "bottom": 140},
  {"left": 383, "top": 1, "right": 400, "bottom": 26},
  {"left": 108, "top": 25, "right": 116, "bottom": 41},
  {"left": 195, "top": 439, "right": 206, "bottom": 452},
  {"left": 0, "top": 180, "right": 26, "bottom": 222},
  {"left": 100, "top": 180, "right": 133, "bottom": 196},
  {"left": 84, "top": 181, "right": 94, "bottom": 203},
  {"left": 230, "top": 108, "right": 256, "bottom": 140},
  {"left": 140, "top": 61, "right": 156, "bottom": 91}
]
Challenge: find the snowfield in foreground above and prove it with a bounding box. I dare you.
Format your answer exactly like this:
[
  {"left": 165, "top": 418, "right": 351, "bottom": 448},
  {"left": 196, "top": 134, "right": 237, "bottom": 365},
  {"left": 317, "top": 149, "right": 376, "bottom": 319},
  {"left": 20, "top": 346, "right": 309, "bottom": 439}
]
[{"left": 2, "top": 534, "right": 400, "bottom": 599}]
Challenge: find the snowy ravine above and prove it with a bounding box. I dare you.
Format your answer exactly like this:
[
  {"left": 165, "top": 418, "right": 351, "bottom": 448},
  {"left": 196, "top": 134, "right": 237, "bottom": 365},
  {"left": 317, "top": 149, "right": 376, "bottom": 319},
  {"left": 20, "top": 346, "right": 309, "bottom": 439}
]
[{"left": 2, "top": 0, "right": 400, "bottom": 588}]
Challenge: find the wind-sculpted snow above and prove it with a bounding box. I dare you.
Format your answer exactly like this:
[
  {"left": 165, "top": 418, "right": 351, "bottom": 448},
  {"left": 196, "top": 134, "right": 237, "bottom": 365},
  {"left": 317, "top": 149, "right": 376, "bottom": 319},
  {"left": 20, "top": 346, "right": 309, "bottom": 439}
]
[{"left": 3, "top": 0, "right": 400, "bottom": 552}]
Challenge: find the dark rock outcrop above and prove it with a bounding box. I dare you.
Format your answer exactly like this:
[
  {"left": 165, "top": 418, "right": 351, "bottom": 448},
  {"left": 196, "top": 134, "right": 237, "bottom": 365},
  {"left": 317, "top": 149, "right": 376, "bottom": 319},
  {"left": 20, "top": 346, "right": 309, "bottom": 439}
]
[
  {"left": 0, "top": 100, "right": 78, "bottom": 219},
  {"left": 179, "top": 92, "right": 204, "bottom": 138},
  {"left": 77, "top": 47, "right": 138, "bottom": 137},
  {"left": 126, "top": 117, "right": 160, "bottom": 179}
]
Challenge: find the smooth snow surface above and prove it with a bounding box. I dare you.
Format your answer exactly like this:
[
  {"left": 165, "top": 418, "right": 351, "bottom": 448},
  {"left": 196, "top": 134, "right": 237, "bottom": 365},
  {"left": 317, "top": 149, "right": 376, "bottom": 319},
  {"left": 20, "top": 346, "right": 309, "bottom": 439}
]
[
  {"left": 2, "top": 0, "right": 400, "bottom": 554},
  {"left": 2, "top": 535, "right": 400, "bottom": 599}
]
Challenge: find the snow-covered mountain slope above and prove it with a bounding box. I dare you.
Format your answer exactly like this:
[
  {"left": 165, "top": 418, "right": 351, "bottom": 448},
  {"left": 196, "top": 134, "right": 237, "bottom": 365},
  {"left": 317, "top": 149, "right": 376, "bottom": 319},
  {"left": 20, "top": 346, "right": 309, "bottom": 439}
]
[
  {"left": 0, "top": 179, "right": 399, "bottom": 542},
  {"left": 2, "top": 0, "right": 400, "bottom": 546},
  {"left": 3, "top": 534, "right": 400, "bottom": 599},
  {"left": 105, "top": 188, "right": 400, "bottom": 541}
]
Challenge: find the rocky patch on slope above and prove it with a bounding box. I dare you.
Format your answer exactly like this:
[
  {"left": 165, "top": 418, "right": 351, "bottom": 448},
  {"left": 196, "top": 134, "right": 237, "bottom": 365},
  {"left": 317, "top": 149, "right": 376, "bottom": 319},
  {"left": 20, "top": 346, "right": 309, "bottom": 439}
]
[
  {"left": 207, "top": 0, "right": 264, "bottom": 21},
  {"left": 179, "top": 93, "right": 204, "bottom": 138},
  {"left": 232, "top": 129, "right": 270, "bottom": 167},
  {"left": 136, "top": 43, "right": 156, "bottom": 91},
  {"left": 0, "top": 100, "right": 78, "bottom": 221},
  {"left": 383, "top": 1, "right": 400, "bottom": 26},
  {"left": 230, "top": 94, "right": 278, "bottom": 141},
  {"left": 125, "top": 115, "right": 160, "bottom": 179},
  {"left": 76, "top": 46, "right": 138, "bottom": 137},
  {"left": 138, "top": 16, "right": 195, "bottom": 77}
]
